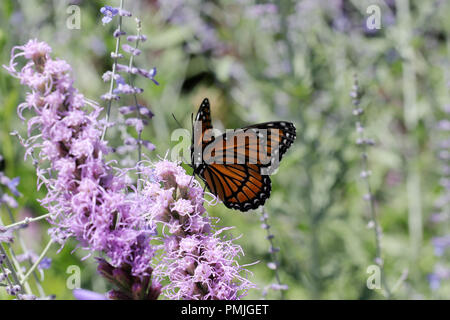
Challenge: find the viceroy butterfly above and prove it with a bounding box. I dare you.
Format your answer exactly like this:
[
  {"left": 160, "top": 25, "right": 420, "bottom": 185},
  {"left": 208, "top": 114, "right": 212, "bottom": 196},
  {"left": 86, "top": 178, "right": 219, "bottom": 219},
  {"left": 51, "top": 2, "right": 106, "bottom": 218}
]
[{"left": 191, "top": 98, "right": 296, "bottom": 212}]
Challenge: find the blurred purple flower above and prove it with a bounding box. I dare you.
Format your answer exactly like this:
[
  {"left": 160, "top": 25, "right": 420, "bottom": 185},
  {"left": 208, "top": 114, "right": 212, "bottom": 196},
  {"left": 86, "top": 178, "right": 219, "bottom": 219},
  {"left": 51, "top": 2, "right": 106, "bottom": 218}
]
[
  {"left": 438, "top": 120, "right": 450, "bottom": 131},
  {"left": 158, "top": 1, "right": 227, "bottom": 56},
  {"left": 428, "top": 273, "right": 441, "bottom": 291},
  {"left": 39, "top": 257, "right": 52, "bottom": 270},
  {"left": 246, "top": 3, "right": 278, "bottom": 17},
  {"left": 7, "top": 177, "right": 21, "bottom": 197},
  {"left": 113, "top": 75, "right": 137, "bottom": 95},
  {"left": 122, "top": 44, "right": 141, "bottom": 56},
  {"left": 143, "top": 67, "right": 159, "bottom": 86},
  {"left": 428, "top": 265, "right": 450, "bottom": 291},
  {"left": 432, "top": 236, "right": 450, "bottom": 256},
  {"left": 73, "top": 288, "right": 108, "bottom": 300},
  {"left": 0, "top": 229, "right": 14, "bottom": 244},
  {"left": 430, "top": 212, "right": 449, "bottom": 223},
  {"left": 127, "top": 35, "right": 147, "bottom": 42},
  {"left": 0, "top": 173, "right": 21, "bottom": 197},
  {"left": 1, "top": 193, "right": 18, "bottom": 208},
  {"left": 16, "top": 251, "right": 51, "bottom": 271},
  {"left": 100, "top": 6, "right": 119, "bottom": 25}
]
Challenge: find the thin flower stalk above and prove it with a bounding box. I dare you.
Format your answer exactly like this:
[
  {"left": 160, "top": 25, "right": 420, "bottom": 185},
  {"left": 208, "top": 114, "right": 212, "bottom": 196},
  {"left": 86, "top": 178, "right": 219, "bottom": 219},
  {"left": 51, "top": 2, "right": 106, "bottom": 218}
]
[
  {"left": 351, "top": 75, "right": 391, "bottom": 298},
  {"left": 20, "top": 239, "right": 53, "bottom": 285},
  {"left": 101, "top": 0, "right": 125, "bottom": 141},
  {"left": 1, "top": 161, "right": 52, "bottom": 298},
  {"left": 3, "top": 212, "right": 52, "bottom": 230},
  {"left": 0, "top": 211, "right": 46, "bottom": 298},
  {"left": 0, "top": 245, "right": 25, "bottom": 296},
  {"left": 127, "top": 18, "right": 145, "bottom": 178},
  {"left": 0, "top": 174, "right": 34, "bottom": 297},
  {"left": 428, "top": 92, "right": 450, "bottom": 290},
  {"left": 260, "top": 208, "right": 287, "bottom": 299},
  {"left": 100, "top": 2, "right": 156, "bottom": 180}
]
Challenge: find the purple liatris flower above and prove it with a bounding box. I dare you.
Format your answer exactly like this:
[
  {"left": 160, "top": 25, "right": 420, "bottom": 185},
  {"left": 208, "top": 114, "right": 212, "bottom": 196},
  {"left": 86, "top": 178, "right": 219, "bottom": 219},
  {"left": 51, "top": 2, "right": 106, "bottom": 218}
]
[
  {"left": 97, "top": 258, "right": 161, "bottom": 300},
  {"left": 4, "top": 39, "right": 156, "bottom": 278},
  {"left": 147, "top": 160, "right": 255, "bottom": 300}
]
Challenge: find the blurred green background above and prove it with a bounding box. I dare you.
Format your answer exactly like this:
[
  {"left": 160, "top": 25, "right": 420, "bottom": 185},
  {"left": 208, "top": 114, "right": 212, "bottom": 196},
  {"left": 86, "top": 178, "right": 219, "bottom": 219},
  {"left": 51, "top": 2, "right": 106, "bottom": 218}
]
[{"left": 1, "top": 0, "right": 450, "bottom": 299}]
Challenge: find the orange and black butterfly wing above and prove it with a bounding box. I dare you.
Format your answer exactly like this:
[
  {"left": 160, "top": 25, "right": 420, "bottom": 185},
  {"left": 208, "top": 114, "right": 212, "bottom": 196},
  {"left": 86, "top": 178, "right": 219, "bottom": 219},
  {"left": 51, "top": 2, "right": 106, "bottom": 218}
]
[
  {"left": 191, "top": 98, "right": 296, "bottom": 211},
  {"left": 193, "top": 98, "right": 213, "bottom": 148},
  {"left": 199, "top": 163, "right": 271, "bottom": 212},
  {"left": 241, "top": 121, "right": 296, "bottom": 172},
  {"left": 202, "top": 121, "right": 296, "bottom": 174},
  {"left": 191, "top": 98, "right": 214, "bottom": 167}
]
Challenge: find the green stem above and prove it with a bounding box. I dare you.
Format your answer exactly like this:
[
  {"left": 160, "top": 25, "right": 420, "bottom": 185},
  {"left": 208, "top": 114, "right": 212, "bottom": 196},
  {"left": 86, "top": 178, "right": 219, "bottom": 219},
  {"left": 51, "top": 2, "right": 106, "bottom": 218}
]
[
  {"left": 8, "top": 248, "right": 33, "bottom": 294},
  {"left": 397, "top": 0, "right": 423, "bottom": 268},
  {"left": 4, "top": 212, "right": 52, "bottom": 230},
  {"left": 3, "top": 206, "right": 48, "bottom": 297},
  {"left": 360, "top": 146, "right": 391, "bottom": 298},
  {"left": 310, "top": 221, "right": 321, "bottom": 299},
  {"left": 279, "top": 0, "right": 295, "bottom": 76},
  {"left": 0, "top": 245, "right": 25, "bottom": 294},
  {"left": 0, "top": 198, "right": 33, "bottom": 294},
  {"left": 20, "top": 239, "right": 54, "bottom": 285},
  {"left": 353, "top": 76, "right": 391, "bottom": 298},
  {"left": 126, "top": 19, "right": 144, "bottom": 188}
]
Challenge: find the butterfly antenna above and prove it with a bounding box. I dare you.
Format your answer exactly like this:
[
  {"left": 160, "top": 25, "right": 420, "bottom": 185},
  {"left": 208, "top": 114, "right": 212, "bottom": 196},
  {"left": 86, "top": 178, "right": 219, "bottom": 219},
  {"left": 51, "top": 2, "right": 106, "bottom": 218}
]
[{"left": 172, "top": 113, "right": 183, "bottom": 128}]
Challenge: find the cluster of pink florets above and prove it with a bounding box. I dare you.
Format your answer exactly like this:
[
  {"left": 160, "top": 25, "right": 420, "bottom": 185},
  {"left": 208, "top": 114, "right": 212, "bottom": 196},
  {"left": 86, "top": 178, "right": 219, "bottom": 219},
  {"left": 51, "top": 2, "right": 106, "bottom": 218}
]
[{"left": 5, "top": 39, "right": 155, "bottom": 277}]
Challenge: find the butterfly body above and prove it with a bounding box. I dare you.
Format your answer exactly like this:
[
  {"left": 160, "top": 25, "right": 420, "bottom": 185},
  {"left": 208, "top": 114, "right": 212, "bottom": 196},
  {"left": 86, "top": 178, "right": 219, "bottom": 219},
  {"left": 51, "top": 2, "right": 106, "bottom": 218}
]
[{"left": 191, "top": 98, "right": 296, "bottom": 212}]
